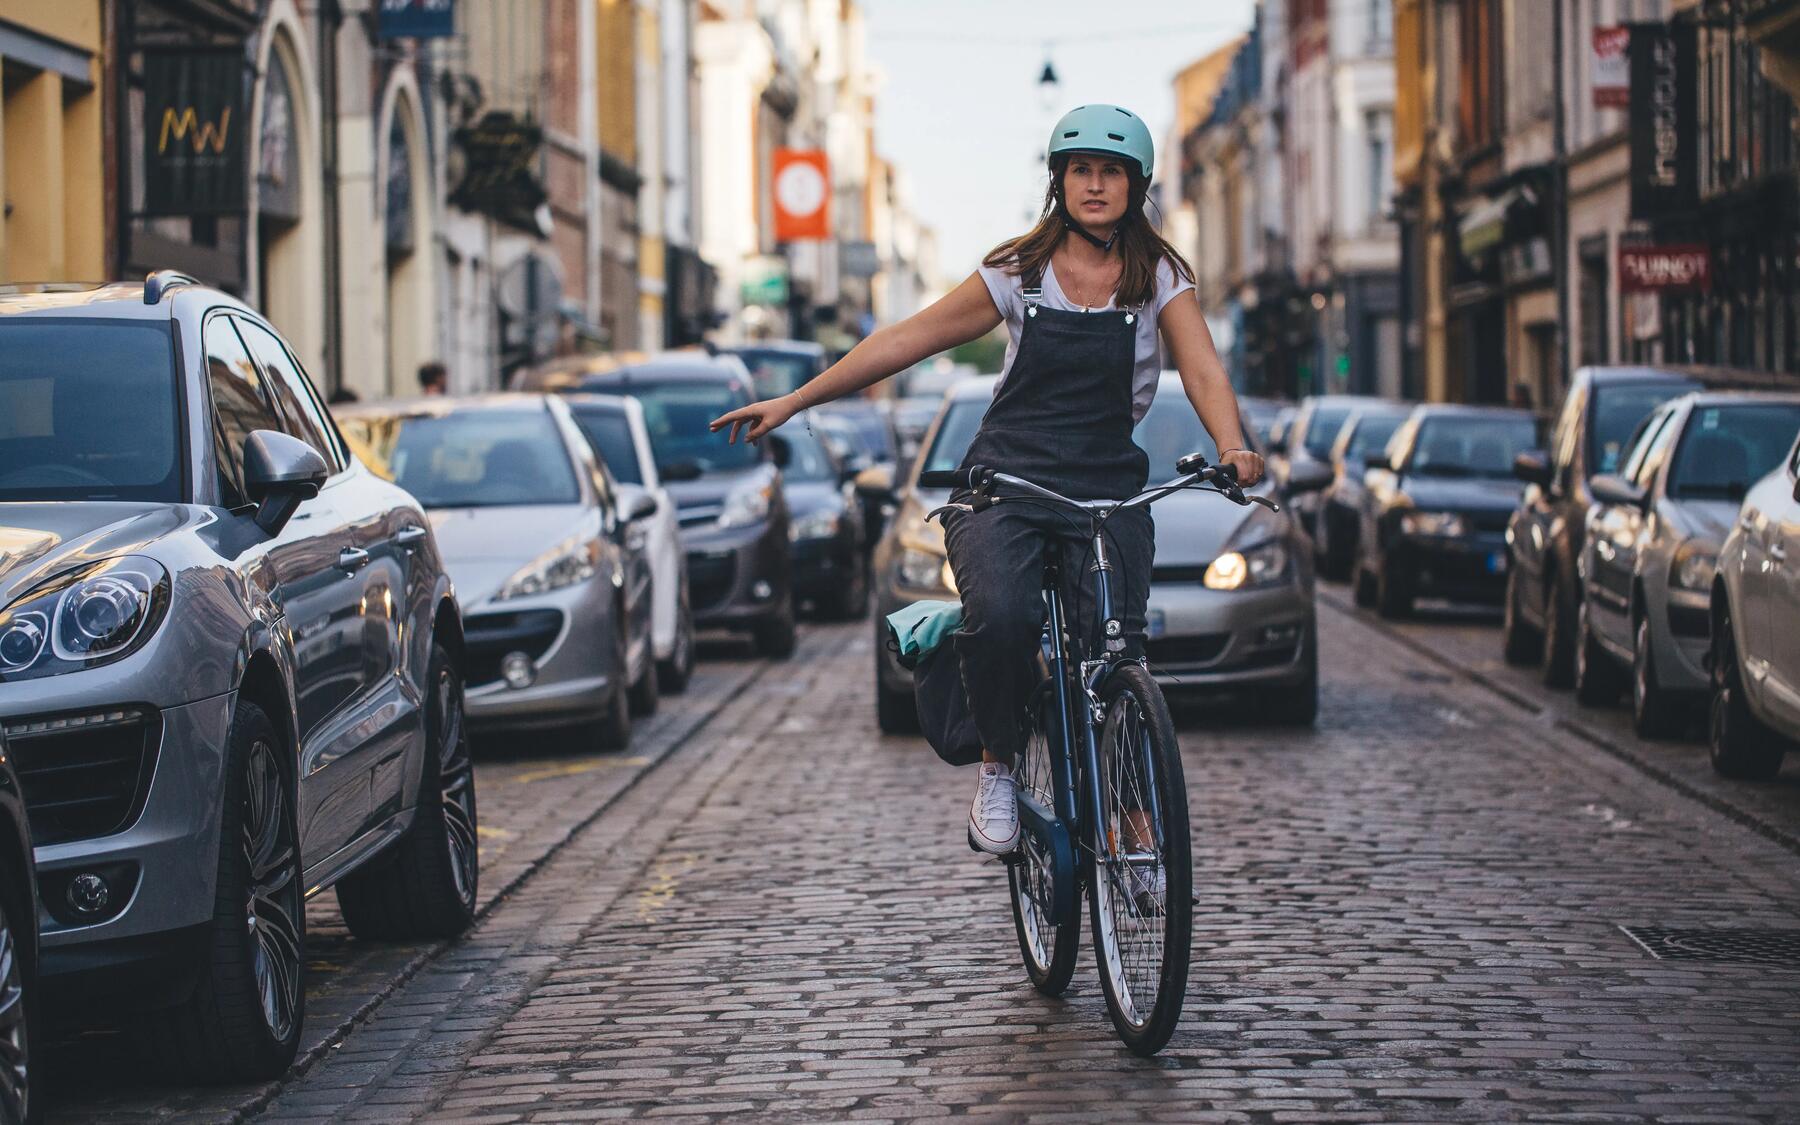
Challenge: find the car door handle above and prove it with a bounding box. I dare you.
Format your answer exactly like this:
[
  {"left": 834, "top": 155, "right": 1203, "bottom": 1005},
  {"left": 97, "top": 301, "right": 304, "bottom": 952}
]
[
  {"left": 396, "top": 525, "right": 429, "bottom": 547},
  {"left": 337, "top": 547, "right": 371, "bottom": 572}
]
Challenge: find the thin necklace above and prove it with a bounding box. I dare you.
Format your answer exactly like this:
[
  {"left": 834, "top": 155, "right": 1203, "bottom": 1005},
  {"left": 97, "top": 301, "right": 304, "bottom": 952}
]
[{"left": 1059, "top": 253, "right": 1120, "bottom": 311}]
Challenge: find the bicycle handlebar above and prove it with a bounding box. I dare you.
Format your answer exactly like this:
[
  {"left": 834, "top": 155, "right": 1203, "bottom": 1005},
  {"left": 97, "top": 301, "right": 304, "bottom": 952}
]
[{"left": 920, "top": 457, "right": 1278, "bottom": 515}]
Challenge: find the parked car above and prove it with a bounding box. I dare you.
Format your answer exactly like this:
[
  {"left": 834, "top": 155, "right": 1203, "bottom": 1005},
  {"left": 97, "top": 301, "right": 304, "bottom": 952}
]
[
  {"left": 1272, "top": 394, "right": 1382, "bottom": 538},
  {"left": 1353, "top": 404, "right": 1541, "bottom": 617},
  {"left": 339, "top": 395, "right": 658, "bottom": 748},
  {"left": 0, "top": 275, "right": 476, "bottom": 1082},
  {"left": 572, "top": 356, "right": 797, "bottom": 658},
  {"left": 1504, "top": 366, "right": 1706, "bottom": 684},
  {"left": 1708, "top": 426, "right": 1800, "bottom": 778},
  {"left": 1576, "top": 393, "right": 1800, "bottom": 733},
  {"left": 0, "top": 730, "right": 36, "bottom": 1124},
  {"left": 1315, "top": 402, "right": 1413, "bottom": 580},
  {"left": 724, "top": 340, "right": 826, "bottom": 401},
  {"left": 867, "top": 375, "right": 1332, "bottom": 731},
  {"left": 564, "top": 393, "right": 698, "bottom": 694},
  {"left": 1239, "top": 395, "right": 1292, "bottom": 449},
  {"left": 893, "top": 395, "right": 947, "bottom": 465},
  {"left": 770, "top": 425, "right": 870, "bottom": 620},
  {"left": 1136, "top": 375, "right": 1328, "bottom": 721}
]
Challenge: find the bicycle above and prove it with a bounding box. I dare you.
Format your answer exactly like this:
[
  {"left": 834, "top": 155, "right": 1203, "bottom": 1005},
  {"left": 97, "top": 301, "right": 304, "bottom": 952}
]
[{"left": 919, "top": 454, "right": 1277, "bottom": 1055}]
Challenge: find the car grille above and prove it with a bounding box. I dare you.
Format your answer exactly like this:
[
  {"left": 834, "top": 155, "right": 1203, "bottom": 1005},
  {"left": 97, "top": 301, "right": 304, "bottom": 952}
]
[
  {"left": 464, "top": 609, "right": 564, "bottom": 688},
  {"left": 1151, "top": 565, "right": 1211, "bottom": 585},
  {"left": 1145, "top": 634, "right": 1230, "bottom": 666},
  {"left": 1461, "top": 509, "right": 1511, "bottom": 534},
  {"left": 687, "top": 550, "right": 737, "bottom": 612},
  {"left": 5, "top": 709, "right": 160, "bottom": 847},
  {"left": 677, "top": 503, "right": 723, "bottom": 528}
]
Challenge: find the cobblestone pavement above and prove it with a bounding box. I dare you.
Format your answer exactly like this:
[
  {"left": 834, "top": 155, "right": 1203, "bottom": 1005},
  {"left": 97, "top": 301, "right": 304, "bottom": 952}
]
[{"left": 50, "top": 602, "right": 1800, "bottom": 1123}]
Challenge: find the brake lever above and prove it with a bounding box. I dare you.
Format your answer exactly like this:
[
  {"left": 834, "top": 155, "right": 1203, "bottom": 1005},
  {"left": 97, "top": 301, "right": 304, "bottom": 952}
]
[
  {"left": 1249, "top": 495, "right": 1281, "bottom": 512},
  {"left": 925, "top": 503, "right": 973, "bottom": 524}
]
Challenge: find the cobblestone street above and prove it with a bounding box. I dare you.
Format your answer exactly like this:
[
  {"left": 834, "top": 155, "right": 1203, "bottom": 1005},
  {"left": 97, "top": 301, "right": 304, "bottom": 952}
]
[{"left": 47, "top": 600, "right": 1800, "bottom": 1123}]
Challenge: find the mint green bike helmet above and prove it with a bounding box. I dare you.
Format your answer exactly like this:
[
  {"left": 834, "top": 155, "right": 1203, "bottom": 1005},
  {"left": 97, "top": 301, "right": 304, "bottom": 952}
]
[{"left": 1047, "top": 104, "right": 1155, "bottom": 180}]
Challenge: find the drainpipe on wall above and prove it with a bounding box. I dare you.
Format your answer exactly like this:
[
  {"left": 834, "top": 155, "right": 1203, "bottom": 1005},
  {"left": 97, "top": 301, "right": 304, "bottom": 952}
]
[
  {"left": 320, "top": 0, "right": 344, "bottom": 392},
  {"left": 1550, "top": 0, "right": 1570, "bottom": 395},
  {"left": 580, "top": 0, "right": 602, "bottom": 332}
]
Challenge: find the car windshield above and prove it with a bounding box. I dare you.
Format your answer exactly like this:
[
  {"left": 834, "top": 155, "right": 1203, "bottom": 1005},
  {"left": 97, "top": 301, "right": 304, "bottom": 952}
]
[
  {"left": 567, "top": 407, "right": 643, "bottom": 485},
  {"left": 1667, "top": 404, "right": 1800, "bottom": 500},
  {"left": 1408, "top": 415, "right": 1539, "bottom": 478},
  {"left": 1134, "top": 391, "right": 1225, "bottom": 475},
  {"left": 821, "top": 403, "right": 895, "bottom": 460},
  {"left": 735, "top": 350, "right": 816, "bottom": 399},
  {"left": 1302, "top": 404, "right": 1354, "bottom": 458},
  {"left": 339, "top": 408, "right": 579, "bottom": 508},
  {"left": 778, "top": 427, "right": 838, "bottom": 482},
  {"left": 0, "top": 321, "right": 181, "bottom": 503},
  {"left": 619, "top": 379, "right": 761, "bottom": 473},
  {"left": 1591, "top": 382, "right": 1693, "bottom": 475},
  {"left": 917, "top": 398, "right": 988, "bottom": 478},
  {"left": 1346, "top": 413, "right": 1406, "bottom": 461}
]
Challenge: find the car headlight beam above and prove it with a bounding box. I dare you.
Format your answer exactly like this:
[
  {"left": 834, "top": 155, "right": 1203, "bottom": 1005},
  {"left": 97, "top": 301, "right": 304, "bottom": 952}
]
[
  {"left": 718, "top": 477, "right": 775, "bottom": 529},
  {"left": 789, "top": 509, "right": 841, "bottom": 542},
  {"left": 1400, "top": 510, "right": 1468, "bottom": 537},
  {"left": 1203, "top": 539, "right": 1289, "bottom": 591},
  {"left": 0, "top": 557, "right": 170, "bottom": 680},
  {"left": 1671, "top": 541, "right": 1718, "bottom": 591},
  {"left": 497, "top": 538, "right": 603, "bottom": 601}
]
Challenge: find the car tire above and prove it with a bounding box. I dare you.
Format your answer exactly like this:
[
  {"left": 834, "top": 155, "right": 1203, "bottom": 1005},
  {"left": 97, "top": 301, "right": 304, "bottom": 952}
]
[
  {"left": 825, "top": 556, "right": 872, "bottom": 621},
  {"left": 1318, "top": 512, "right": 1354, "bottom": 581},
  {"left": 752, "top": 599, "right": 798, "bottom": 660},
  {"left": 0, "top": 865, "right": 37, "bottom": 1125},
  {"left": 657, "top": 586, "right": 696, "bottom": 695},
  {"left": 1709, "top": 603, "right": 1787, "bottom": 780},
  {"left": 1574, "top": 600, "right": 1626, "bottom": 706},
  {"left": 1375, "top": 559, "right": 1413, "bottom": 619},
  {"left": 628, "top": 638, "right": 660, "bottom": 718},
  {"left": 596, "top": 624, "right": 633, "bottom": 751},
  {"left": 339, "top": 643, "right": 480, "bottom": 941},
  {"left": 1540, "top": 570, "right": 1577, "bottom": 689},
  {"left": 1501, "top": 560, "right": 1541, "bottom": 666},
  {"left": 1352, "top": 560, "right": 1378, "bottom": 608},
  {"left": 1632, "top": 616, "right": 1685, "bottom": 740},
  {"left": 875, "top": 625, "right": 919, "bottom": 734},
  {"left": 141, "top": 701, "right": 303, "bottom": 1083},
  {"left": 1259, "top": 627, "right": 1319, "bottom": 726}
]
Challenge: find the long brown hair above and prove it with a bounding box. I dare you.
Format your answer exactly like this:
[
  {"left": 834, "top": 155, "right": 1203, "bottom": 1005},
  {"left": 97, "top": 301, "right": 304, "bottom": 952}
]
[{"left": 982, "top": 152, "right": 1195, "bottom": 309}]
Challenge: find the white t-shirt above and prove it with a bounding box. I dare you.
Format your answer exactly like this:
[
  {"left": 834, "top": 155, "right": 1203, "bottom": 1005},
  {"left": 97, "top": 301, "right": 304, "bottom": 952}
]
[{"left": 977, "top": 257, "right": 1196, "bottom": 424}]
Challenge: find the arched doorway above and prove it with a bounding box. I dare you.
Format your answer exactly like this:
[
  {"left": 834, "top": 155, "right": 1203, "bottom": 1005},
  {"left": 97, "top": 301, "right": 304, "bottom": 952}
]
[
  {"left": 250, "top": 16, "right": 324, "bottom": 378},
  {"left": 381, "top": 82, "right": 435, "bottom": 397}
]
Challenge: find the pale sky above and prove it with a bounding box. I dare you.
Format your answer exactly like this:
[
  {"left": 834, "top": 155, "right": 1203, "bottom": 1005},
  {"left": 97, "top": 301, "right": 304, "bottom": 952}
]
[{"left": 863, "top": 0, "right": 1256, "bottom": 281}]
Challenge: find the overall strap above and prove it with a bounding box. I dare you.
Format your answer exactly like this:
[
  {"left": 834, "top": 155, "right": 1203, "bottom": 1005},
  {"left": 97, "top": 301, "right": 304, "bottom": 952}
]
[{"left": 1022, "top": 284, "right": 1043, "bottom": 318}]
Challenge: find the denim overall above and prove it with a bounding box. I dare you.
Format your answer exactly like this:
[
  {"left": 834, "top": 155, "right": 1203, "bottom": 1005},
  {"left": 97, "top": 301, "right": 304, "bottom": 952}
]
[{"left": 942, "top": 284, "right": 1155, "bottom": 765}]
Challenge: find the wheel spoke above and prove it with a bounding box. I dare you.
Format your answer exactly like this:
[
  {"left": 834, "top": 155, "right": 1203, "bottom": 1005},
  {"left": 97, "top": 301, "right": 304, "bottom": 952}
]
[{"left": 0, "top": 919, "right": 24, "bottom": 1123}]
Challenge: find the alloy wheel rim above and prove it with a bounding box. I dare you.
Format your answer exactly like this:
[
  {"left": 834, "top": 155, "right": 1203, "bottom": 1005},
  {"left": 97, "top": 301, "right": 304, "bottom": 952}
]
[
  {"left": 0, "top": 905, "right": 27, "bottom": 1125},
  {"left": 244, "top": 738, "right": 301, "bottom": 1043},
  {"left": 436, "top": 667, "right": 479, "bottom": 906}
]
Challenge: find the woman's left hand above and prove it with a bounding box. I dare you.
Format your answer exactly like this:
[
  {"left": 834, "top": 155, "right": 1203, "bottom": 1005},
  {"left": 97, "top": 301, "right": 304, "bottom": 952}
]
[{"left": 1220, "top": 448, "right": 1265, "bottom": 488}]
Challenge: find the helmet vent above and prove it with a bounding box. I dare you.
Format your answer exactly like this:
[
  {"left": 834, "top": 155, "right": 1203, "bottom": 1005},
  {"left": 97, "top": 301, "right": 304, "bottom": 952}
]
[
  {"left": 1106, "top": 133, "right": 1127, "bottom": 142},
  {"left": 1115, "top": 108, "right": 1134, "bottom": 117},
  {"left": 1062, "top": 131, "right": 1079, "bottom": 138}
]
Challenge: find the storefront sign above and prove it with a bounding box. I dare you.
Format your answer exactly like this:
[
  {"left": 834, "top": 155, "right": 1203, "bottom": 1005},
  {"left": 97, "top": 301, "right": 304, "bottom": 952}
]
[
  {"left": 1618, "top": 244, "right": 1712, "bottom": 292},
  {"left": 1628, "top": 22, "right": 1697, "bottom": 220},
  {"left": 1592, "top": 26, "right": 1630, "bottom": 108},
  {"left": 741, "top": 257, "right": 789, "bottom": 306},
  {"left": 377, "top": 0, "right": 455, "bottom": 39},
  {"left": 449, "top": 112, "right": 547, "bottom": 234},
  {"left": 142, "top": 49, "right": 246, "bottom": 216},
  {"left": 773, "top": 149, "right": 830, "bottom": 241}
]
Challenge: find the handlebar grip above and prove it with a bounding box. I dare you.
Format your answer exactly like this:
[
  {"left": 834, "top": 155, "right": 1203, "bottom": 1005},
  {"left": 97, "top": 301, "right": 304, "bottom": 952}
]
[{"left": 918, "top": 467, "right": 980, "bottom": 490}]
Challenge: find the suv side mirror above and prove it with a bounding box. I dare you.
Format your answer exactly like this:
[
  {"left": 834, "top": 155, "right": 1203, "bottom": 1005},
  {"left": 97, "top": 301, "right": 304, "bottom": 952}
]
[
  {"left": 659, "top": 458, "right": 703, "bottom": 483},
  {"left": 1589, "top": 473, "right": 1647, "bottom": 509},
  {"left": 243, "top": 430, "right": 329, "bottom": 535},
  {"left": 1513, "top": 449, "right": 1552, "bottom": 487},
  {"left": 1363, "top": 450, "right": 1392, "bottom": 472},
  {"left": 767, "top": 433, "right": 791, "bottom": 470},
  {"left": 625, "top": 493, "right": 659, "bottom": 523}
]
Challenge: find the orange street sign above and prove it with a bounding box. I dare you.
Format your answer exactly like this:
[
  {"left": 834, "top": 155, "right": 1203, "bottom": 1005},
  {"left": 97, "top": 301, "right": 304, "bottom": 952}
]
[{"left": 773, "top": 148, "right": 830, "bottom": 241}]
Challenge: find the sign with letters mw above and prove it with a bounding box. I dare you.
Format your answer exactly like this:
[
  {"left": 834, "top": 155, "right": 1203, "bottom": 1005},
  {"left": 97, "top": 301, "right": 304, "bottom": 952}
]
[
  {"left": 1628, "top": 22, "right": 1697, "bottom": 220},
  {"left": 142, "top": 49, "right": 246, "bottom": 216}
]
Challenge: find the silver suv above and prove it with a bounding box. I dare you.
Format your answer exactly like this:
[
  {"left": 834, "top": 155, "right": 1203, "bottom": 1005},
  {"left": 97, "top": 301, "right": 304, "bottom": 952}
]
[{"left": 0, "top": 276, "right": 478, "bottom": 1083}]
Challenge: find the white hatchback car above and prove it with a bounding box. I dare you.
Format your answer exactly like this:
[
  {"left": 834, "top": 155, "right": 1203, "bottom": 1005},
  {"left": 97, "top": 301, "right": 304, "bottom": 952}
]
[{"left": 565, "top": 394, "right": 697, "bottom": 692}]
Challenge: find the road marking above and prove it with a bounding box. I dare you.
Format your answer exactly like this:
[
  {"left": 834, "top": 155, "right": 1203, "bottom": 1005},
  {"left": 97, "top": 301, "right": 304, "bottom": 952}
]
[
  {"left": 634, "top": 851, "right": 698, "bottom": 923},
  {"left": 505, "top": 756, "right": 649, "bottom": 785}
]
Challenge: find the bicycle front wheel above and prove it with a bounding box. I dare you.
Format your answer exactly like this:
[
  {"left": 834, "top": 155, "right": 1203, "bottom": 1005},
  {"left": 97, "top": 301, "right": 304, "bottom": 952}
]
[
  {"left": 1086, "top": 662, "right": 1192, "bottom": 1055},
  {"left": 1008, "top": 685, "right": 1080, "bottom": 996}
]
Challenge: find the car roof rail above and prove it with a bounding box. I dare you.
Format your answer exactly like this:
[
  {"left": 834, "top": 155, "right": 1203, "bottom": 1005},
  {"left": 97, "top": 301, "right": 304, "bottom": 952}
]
[{"left": 144, "top": 269, "right": 201, "bottom": 305}]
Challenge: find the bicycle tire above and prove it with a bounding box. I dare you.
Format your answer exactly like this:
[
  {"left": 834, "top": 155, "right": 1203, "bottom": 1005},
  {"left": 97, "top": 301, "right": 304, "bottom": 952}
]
[
  {"left": 1008, "top": 685, "right": 1080, "bottom": 995},
  {"left": 1085, "top": 662, "right": 1192, "bottom": 1055}
]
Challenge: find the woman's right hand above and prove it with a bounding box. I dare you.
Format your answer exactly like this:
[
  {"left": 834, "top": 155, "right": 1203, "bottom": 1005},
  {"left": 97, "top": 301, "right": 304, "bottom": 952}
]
[{"left": 709, "top": 394, "right": 798, "bottom": 445}]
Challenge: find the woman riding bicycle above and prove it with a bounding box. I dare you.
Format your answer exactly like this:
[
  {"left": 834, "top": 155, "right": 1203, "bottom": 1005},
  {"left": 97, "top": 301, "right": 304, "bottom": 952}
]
[{"left": 712, "top": 104, "right": 1262, "bottom": 856}]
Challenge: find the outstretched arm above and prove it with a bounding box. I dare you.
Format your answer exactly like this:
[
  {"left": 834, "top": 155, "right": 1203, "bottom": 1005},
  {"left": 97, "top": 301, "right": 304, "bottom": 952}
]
[
  {"left": 711, "top": 272, "right": 1002, "bottom": 444},
  {"left": 1159, "top": 290, "right": 1263, "bottom": 486}
]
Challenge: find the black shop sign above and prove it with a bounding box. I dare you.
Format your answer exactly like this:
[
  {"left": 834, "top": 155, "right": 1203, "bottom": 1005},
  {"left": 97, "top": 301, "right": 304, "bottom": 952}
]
[
  {"left": 1628, "top": 22, "right": 1697, "bottom": 220},
  {"left": 448, "top": 111, "right": 548, "bottom": 234},
  {"left": 142, "top": 49, "right": 248, "bottom": 215}
]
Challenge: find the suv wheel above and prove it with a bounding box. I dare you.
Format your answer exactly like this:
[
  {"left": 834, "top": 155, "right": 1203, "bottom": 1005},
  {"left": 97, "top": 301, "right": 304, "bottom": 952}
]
[
  {"left": 339, "top": 643, "right": 480, "bottom": 940},
  {"left": 1709, "top": 604, "right": 1787, "bottom": 779},
  {"left": 0, "top": 875, "right": 34, "bottom": 1125},
  {"left": 1632, "top": 616, "right": 1685, "bottom": 740},
  {"left": 753, "top": 599, "right": 798, "bottom": 660},
  {"left": 1376, "top": 559, "right": 1413, "bottom": 619},
  {"left": 657, "top": 589, "right": 696, "bottom": 695},
  {"left": 1501, "top": 562, "right": 1540, "bottom": 665},
  {"left": 1540, "top": 572, "right": 1576, "bottom": 689},
  {"left": 142, "top": 702, "right": 303, "bottom": 1082},
  {"left": 1574, "top": 601, "right": 1626, "bottom": 706}
]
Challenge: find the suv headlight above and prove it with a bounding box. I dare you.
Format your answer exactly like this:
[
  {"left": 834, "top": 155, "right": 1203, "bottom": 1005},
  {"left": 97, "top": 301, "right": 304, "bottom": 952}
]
[
  {"left": 898, "top": 547, "right": 957, "bottom": 594},
  {"left": 790, "top": 509, "right": 841, "bottom": 542},
  {"left": 1671, "top": 541, "right": 1717, "bottom": 591},
  {"left": 718, "top": 478, "right": 775, "bottom": 529},
  {"left": 0, "top": 557, "right": 170, "bottom": 680},
  {"left": 1203, "top": 539, "right": 1289, "bottom": 591},
  {"left": 497, "top": 538, "right": 602, "bottom": 600},
  {"left": 1401, "top": 511, "right": 1467, "bottom": 537}
]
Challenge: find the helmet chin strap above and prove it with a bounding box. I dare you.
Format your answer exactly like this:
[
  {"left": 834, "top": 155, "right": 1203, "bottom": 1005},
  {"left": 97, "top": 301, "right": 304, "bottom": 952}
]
[{"left": 1062, "top": 212, "right": 1119, "bottom": 252}]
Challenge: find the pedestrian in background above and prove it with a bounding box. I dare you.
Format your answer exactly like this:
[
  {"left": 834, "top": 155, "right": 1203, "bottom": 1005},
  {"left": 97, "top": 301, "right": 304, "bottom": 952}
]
[{"left": 419, "top": 361, "right": 449, "bottom": 396}]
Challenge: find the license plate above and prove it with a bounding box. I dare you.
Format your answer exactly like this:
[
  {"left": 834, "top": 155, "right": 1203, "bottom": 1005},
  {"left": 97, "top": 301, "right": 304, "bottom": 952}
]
[
  {"left": 1147, "top": 608, "right": 1166, "bottom": 639},
  {"left": 1487, "top": 551, "right": 1507, "bottom": 574}
]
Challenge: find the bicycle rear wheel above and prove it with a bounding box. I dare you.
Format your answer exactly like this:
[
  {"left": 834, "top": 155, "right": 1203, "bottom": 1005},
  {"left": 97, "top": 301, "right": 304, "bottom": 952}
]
[
  {"left": 1086, "top": 662, "right": 1192, "bottom": 1055},
  {"left": 1008, "top": 685, "right": 1080, "bottom": 996}
]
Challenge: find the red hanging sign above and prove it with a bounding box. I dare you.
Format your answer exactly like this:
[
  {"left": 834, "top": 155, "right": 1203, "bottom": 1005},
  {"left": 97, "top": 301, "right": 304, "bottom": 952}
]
[
  {"left": 772, "top": 149, "right": 830, "bottom": 242},
  {"left": 1618, "top": 244, "right": 1712, "bottom": 293}
]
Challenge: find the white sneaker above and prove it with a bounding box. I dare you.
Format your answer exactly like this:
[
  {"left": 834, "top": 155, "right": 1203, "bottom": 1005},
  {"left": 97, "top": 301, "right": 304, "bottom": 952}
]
[
  {"left": 967, "top": 761, "right": 1020, "bottom": 855},
  {"left": 1126, "top": 864, "right": 1167, "bottom": 916}
]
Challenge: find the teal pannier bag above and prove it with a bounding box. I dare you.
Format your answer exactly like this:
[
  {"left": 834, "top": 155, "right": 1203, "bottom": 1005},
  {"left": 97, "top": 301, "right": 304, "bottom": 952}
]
[{"left": 883, "top": 600, "right": 982, "bottom": 767}]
